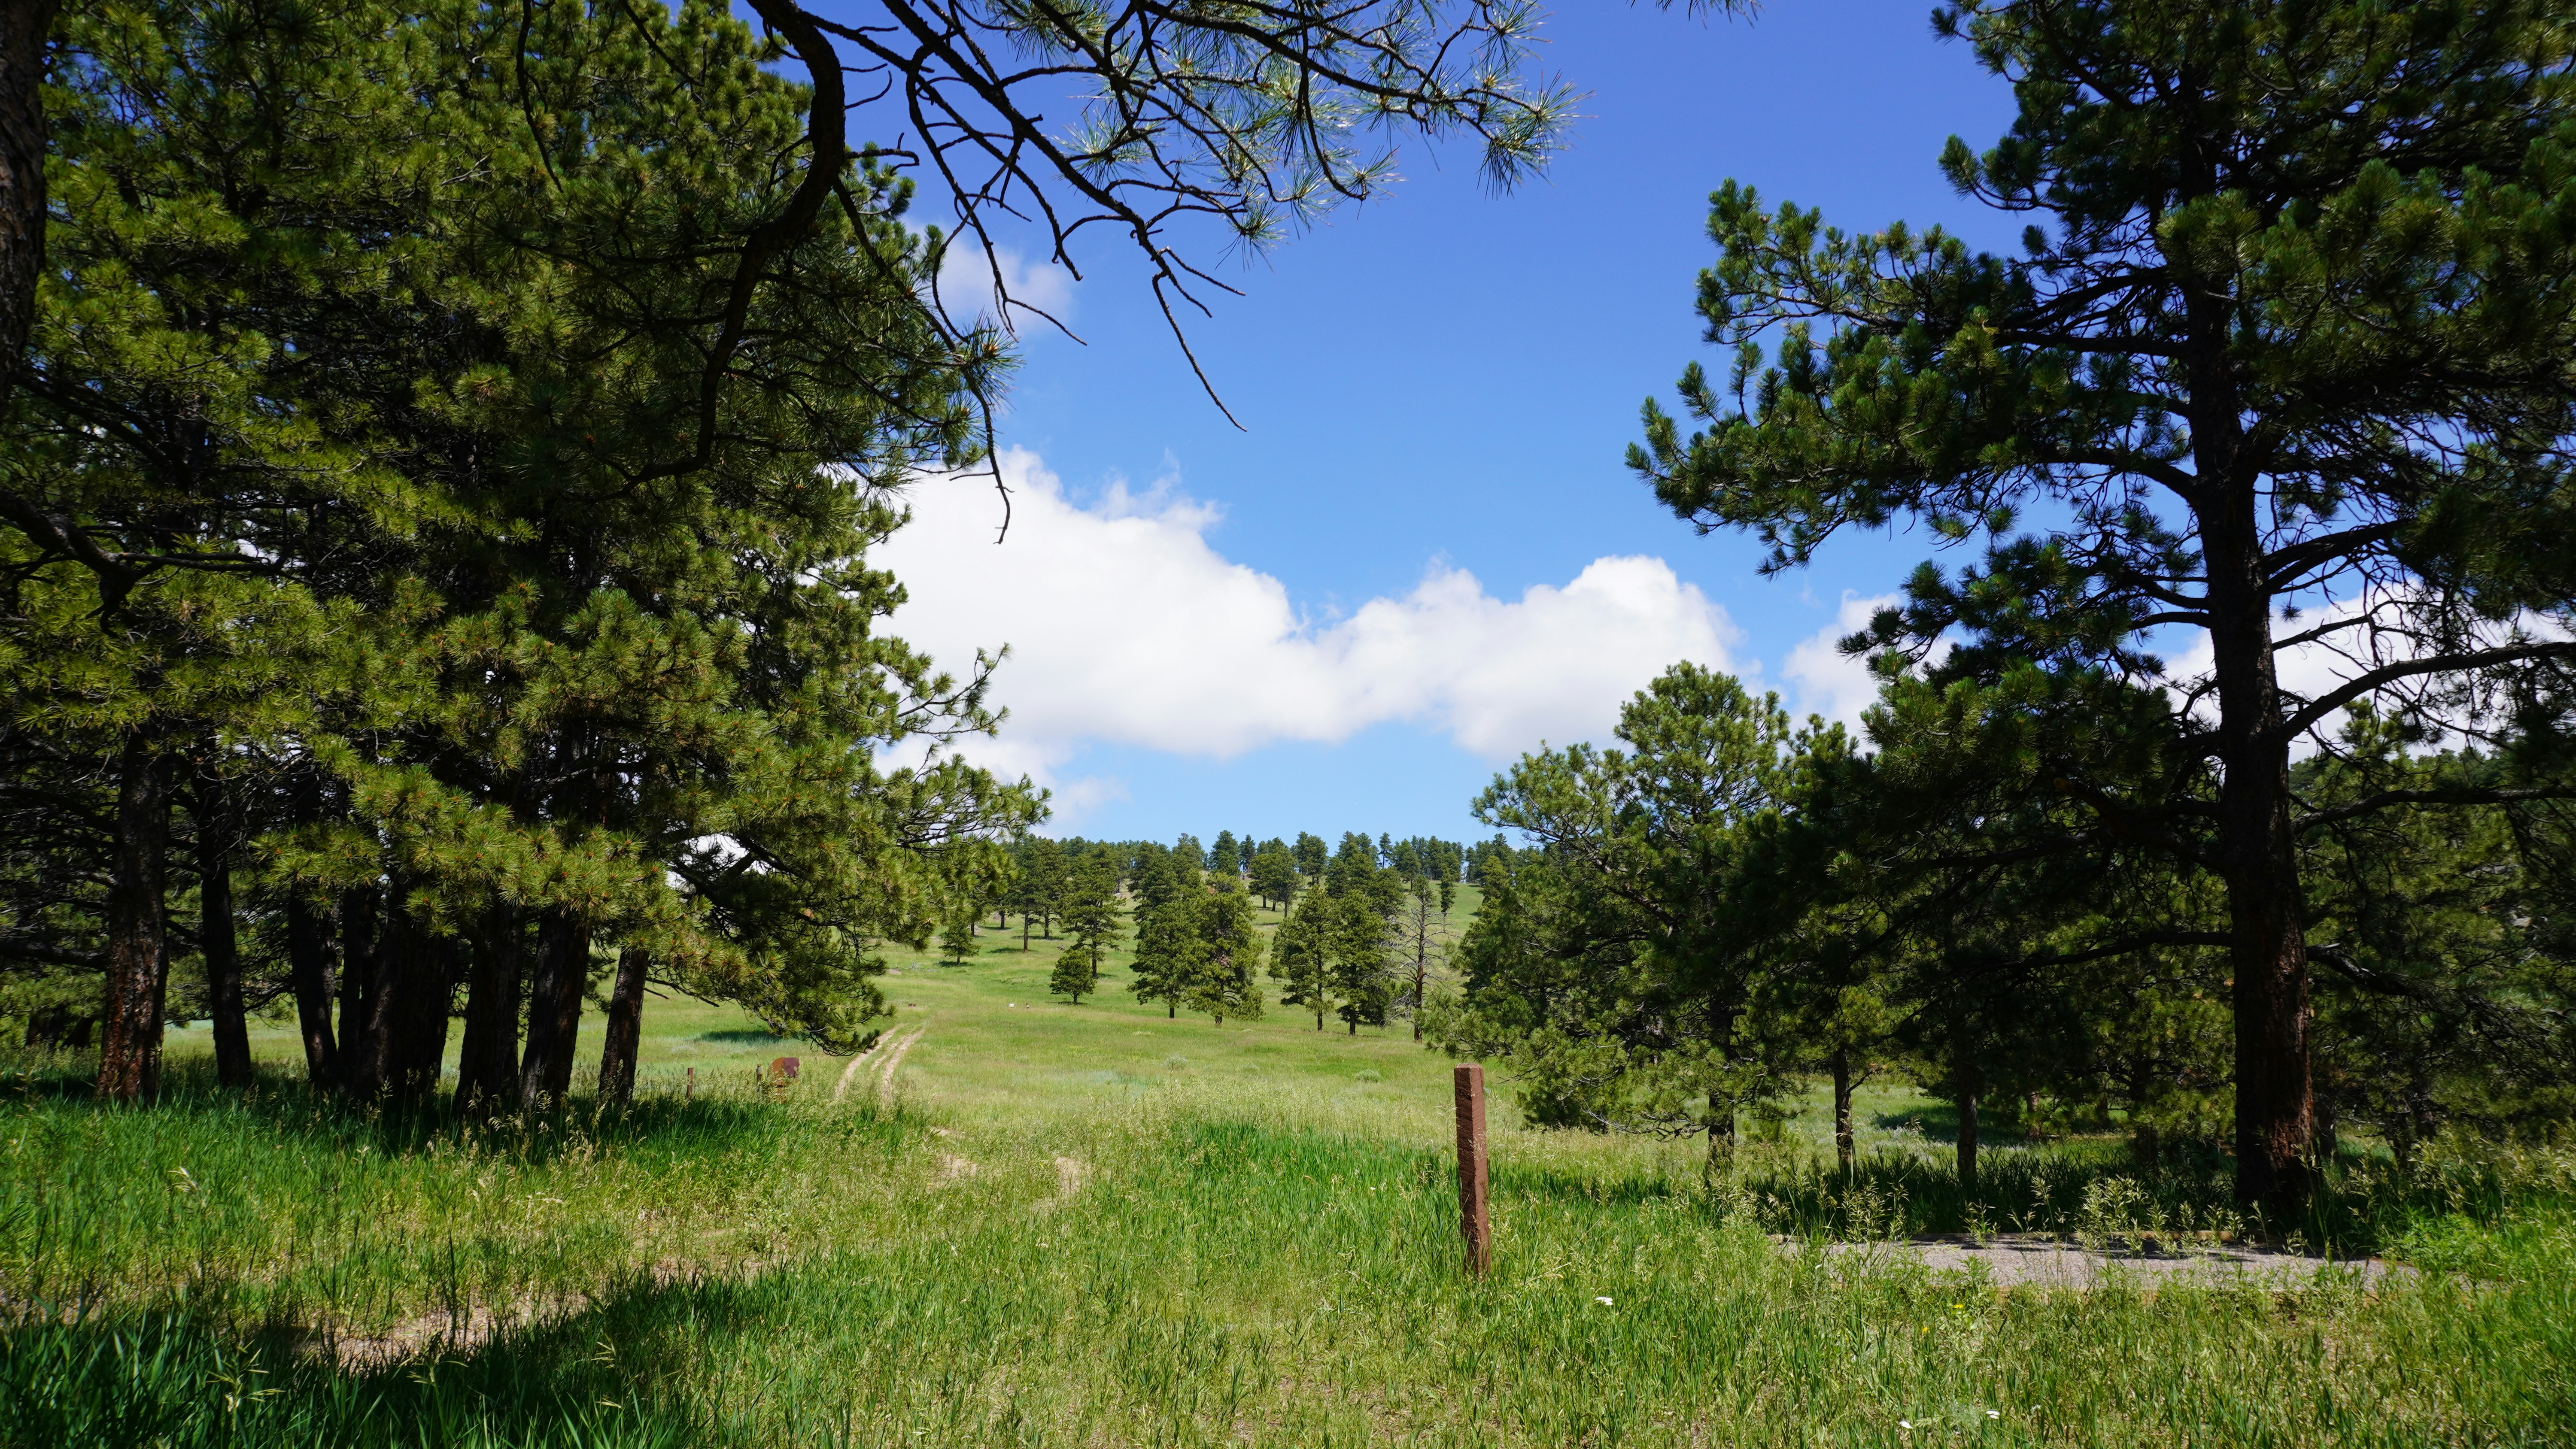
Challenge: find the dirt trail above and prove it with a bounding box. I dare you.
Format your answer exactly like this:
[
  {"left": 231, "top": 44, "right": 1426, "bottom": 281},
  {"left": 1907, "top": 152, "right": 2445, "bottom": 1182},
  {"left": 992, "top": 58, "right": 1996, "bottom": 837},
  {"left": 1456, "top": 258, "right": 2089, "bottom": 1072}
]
[
  {"left": 874, "top": 1025, "right": 927, "bottom": 1107},
  {"left": 832, "top": 1022, "right": 926, "bottom": 1105}
]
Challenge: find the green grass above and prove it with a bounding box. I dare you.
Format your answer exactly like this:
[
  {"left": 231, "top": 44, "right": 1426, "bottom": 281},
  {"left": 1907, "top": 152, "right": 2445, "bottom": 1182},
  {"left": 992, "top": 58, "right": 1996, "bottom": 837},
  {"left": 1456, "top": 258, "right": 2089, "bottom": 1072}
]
[{"left": 3, "top": 915, "right": 2571, "bottom": 1446}]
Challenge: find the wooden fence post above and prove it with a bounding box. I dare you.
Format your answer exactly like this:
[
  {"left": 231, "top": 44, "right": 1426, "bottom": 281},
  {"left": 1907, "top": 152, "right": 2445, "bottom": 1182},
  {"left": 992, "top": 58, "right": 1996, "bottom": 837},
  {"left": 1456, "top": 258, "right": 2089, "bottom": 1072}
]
[{"left": 1454, "top": 1062, "right": 1492, "bottom": 1276}]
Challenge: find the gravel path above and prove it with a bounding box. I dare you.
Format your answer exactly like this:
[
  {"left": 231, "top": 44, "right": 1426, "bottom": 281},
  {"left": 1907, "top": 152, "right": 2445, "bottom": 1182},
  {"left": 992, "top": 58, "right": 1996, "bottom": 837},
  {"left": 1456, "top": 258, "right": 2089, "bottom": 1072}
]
[{"left": 1812, "top": 1234, "right": 2415, "bottom": 1288}]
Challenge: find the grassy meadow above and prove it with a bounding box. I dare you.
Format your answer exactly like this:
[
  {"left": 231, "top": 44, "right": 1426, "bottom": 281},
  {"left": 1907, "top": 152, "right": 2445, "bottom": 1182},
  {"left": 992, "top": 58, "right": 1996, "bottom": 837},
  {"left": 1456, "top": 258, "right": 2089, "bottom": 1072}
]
[{"left": 1, "top": 902, "right": 2570, "bottom": 1446}]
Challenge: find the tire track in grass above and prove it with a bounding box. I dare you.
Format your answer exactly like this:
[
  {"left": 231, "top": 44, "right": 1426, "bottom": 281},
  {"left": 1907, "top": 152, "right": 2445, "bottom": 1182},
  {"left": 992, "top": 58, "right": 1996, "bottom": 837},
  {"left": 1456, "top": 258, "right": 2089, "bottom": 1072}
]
[
  {"left": 874, "top": 1025, "right": 927, "bottom": 1108},
  {"left": 833, "top": 1022, "right": 927, "bottom": 1105}
]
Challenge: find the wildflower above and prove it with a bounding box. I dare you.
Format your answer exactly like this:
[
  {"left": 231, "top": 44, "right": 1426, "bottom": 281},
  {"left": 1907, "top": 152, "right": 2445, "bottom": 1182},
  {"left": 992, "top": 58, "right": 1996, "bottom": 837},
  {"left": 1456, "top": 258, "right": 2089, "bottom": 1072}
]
[
  {"left": 1987, "top": 1410, "right": 2002, "bottom": 1419},
  {"left": 1594, "top": 1295, "right": 1613, "bottom": 1306},
  {"left": 1899, "top": 1421, "right": 1914, "bottom": 1431}
]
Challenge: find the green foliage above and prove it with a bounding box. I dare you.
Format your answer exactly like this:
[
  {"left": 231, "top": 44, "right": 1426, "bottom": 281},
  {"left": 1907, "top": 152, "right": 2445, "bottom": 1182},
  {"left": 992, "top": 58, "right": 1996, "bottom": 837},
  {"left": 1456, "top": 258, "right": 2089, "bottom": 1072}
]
[
  {"left": 1625, "top": 0, "right": 2576, "bottom": 1203},
  {"left": 1047, "top": 943, "right": 1097, "bottom": 1004},
  {"left": 2, "top": 0, "right": 1040, "bottom": 1091},
  {"left": 1269, "top": 888, "right": 1335, "bottom": 1030},
  {"left": 1435, "top": 664, "right": 1844, "bottom": 1135},
  {"left": 1181, "top": 884, "right": 1264, "bottom": 1026},
  {"left": 1327, "top": 880, "right": 1400, "bottom": 1034},
  {"left": 1291, "top": 831, "right": 1327, "bottom": 881},
  {"left": 1013, "top": 836, "right": 1069, "bottom": 939},
  {"left": 2299, "top": 708, "right": 2576, "bottom": 1153},
  {"left": 1246, "top": 844, "right": 1299, "bottom": 909},
  {"left": 1128, "top": 879, "right": 1203, "bottom": 1019},
  {"left": 1053, "top": 851, "right": 1123, "bottom": 995}
]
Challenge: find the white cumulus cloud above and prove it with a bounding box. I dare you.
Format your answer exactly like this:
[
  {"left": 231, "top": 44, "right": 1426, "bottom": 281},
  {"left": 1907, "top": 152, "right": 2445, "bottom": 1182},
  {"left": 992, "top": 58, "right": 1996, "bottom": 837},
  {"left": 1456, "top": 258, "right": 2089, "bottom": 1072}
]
[
  {"left": 877, "top": 449, "right": 1741, "bottom": 809},
  {"left": 1783, "top": 592, "right": 1902, "bottom": 732},
  {"left": 932, "top": 242, "right": 1075, "bottom": 335}
]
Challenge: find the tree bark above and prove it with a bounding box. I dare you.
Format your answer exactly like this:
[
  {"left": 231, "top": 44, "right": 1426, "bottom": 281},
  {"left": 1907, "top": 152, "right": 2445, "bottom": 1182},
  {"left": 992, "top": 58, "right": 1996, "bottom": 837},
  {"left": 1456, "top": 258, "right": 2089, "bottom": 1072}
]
[
  {"left": 383, "top": 897, "right": 455, "bottom": 1105},
  {"left": 2196, "top": 424, "right": 2314, "bottom": 1219},
  {"left": 596, "top": 947, "right": 648, "bottom": 1105},
  {"left": 96, "top": 737, "right": 173, "bottom": 1102},
  {"left": 0, "top": 0, "right": 55, "bottom": 410},
  {"left": 337, "top": 887, "right": 389, "bottom": 1097},
  {"left": 518, "top": 909, "right": 588, "bottom": 1109},
  {"left": 2166, "top": 268, "right": 2317, "bottom": 1222},
  {"left": 1955, "top": 1063, "right": 1980, "bottom": 1197},
  {"left": 285, "top": 891, "right": 338, "bottom": 1087},
  {"left": 196, "top": 768, "right": 250, "bottom": 1090},
  {"left": 1830, "top": 1048, "right": 1855, "bottom": 1175},
  {"left": 456, "top": 901, "right": 522, "bottom": 1118},
  {"left": 1704, "top": 1090, "right": 1735, "bottom": 1176}
]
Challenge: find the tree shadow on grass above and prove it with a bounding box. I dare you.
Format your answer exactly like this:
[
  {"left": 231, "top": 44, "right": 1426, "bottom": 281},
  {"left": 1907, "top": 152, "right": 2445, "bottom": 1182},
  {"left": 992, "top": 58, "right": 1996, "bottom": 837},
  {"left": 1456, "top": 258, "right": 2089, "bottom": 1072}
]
[
  {"left": 0, "top": 1055, "right": 792, "bottom": 1168},
  {"left": 1487, "top": 1159, "right": 1686, "bottom": 1210},
  {"left": 693, "top": 1028, "right": 796, "bottom": 1046},
  {"left": 0, "top": 1270, "right": 787, "bottom": 1448},
  {"left": 1867, "top": 1102, "right": 2043, "bottom": 1147}
]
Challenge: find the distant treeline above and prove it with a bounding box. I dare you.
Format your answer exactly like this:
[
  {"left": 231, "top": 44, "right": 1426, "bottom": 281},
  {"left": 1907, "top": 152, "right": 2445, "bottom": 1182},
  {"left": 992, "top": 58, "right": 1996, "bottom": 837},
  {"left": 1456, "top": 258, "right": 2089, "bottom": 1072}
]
[
  {"left": 1005, "top": 828, "right": 1504, "bottom": 906},
  {"left": 961, "top": 831, "right": 1488, "bottom": 1035}
]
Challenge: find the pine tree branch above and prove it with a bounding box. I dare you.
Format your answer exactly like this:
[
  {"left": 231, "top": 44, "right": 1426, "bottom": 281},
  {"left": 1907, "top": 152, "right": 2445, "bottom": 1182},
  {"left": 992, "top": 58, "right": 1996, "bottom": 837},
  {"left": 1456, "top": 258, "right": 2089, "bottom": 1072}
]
[
  {"left": 2293, "top": 783, "right": 2576, "bottom": 834},
  {"left": 2276, "top": 640, "right": 2576, "bottom": 741},
  {"left": 0, "top": 486, "right": 143, "bottom": 609}
]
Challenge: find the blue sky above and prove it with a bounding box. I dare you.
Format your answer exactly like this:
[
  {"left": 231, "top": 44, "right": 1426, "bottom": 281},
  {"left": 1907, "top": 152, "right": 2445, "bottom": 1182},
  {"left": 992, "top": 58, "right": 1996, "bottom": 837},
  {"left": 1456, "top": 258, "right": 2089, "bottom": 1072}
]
[{"left": 870, "top": 0, "right": 2029, "bottom": 844}]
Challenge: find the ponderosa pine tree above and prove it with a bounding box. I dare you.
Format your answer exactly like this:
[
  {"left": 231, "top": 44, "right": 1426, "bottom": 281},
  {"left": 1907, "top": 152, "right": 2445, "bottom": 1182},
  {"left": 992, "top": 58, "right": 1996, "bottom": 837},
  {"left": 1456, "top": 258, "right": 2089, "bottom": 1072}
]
[
  {"left": 1129, "top": 861, "right": 1204, "bottom": 1020},
  {"left": 1396, "top": 876, "right": 1450, "bottom": 1042},
  {"left": 1631, "top": 0, "right": 2576, "bottom": 1211},
  {"left": 1025, "top": 836, "right": 1069, "bottom": 939},
  {"left": 1053, "top": 850, "right": 1123, "bottom": 992},
  {"left": 1293, "top": 832, "right": 1328, "bottom": 883},
  {"left": 1328, "top": 877, "right": 1401, "bottom": 1035},
  {"left": 7, "top": 0, "right": 1036, "bottom": 1106},
  {"left": 1048, "top": 935, "right": 1097, "bottom": 1004},
  {"left": 1248, "top": 845, "right": 1300, "bottom": 911},
  {"left": 0, "top": 0, "right": 1601, "bottom": 473},
  {"left": 1270, "top": 889, "right": 1335, "bottom": 1030},
  {"left": 2294, "top": 707, "right": 2576, "bottom": 1157},
  {"left": 1184, "top": 884, "right": 1265, "bottom": 1026},
  {"left": 1435, "top": 664, "right": 1844, "bottom": 1160}
]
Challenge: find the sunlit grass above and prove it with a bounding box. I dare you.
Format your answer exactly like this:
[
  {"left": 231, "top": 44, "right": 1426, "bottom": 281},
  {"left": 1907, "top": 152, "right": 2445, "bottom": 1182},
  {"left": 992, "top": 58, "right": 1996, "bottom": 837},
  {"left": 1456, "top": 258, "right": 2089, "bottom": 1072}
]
[{"left": 3, "top": 919, "right": 2570, "bottom": 1446}]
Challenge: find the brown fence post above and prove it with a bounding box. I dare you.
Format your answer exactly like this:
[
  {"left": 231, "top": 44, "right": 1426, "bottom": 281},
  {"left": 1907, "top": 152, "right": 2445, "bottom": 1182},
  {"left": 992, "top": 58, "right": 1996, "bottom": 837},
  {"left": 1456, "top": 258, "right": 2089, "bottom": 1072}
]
[{"left": 1454, "top": 1062, "right": 1492, "bottom": 1276}]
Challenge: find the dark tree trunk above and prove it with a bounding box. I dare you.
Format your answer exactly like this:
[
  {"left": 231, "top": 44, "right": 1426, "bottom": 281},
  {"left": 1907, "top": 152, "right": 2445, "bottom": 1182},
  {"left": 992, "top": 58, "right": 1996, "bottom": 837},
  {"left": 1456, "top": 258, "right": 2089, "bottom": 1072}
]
[
  {"left": 456, "top": 901, "right": 522, "bottom": 1118},
  {"left": 96, "top": 737, "right": 171, "bottom": 1103},
  {"left": 1705, "top": 1091, "right": 1735, "bottom": 1176},
  {"left": 337, "top": 887, "right": 389, "bottom": 1097},
  {"left": 1830, "top": 1048, "right": 1855, "bottom": 1175},
  {"left": 1955, "top": 1062, "right": 1981, "bottom": 1197},
  {"left": 518, "top": 910, "right": 588, "bottom": 1109},
  {"left": 2222, "top": 748, "right": 2313, "bottom": 1219},
  {"left": 596, "top": 948, "right": 647, "bottom": 1105},
  {"left": 2190, "top": 321, "right": 2314, "bottom": 1222},
  {"left": 284, "top": 890, "right": 339, "bottom": 1087},
  {"left": 383, "top": 898, "right": 456, "bottom": 1104},
  {"left": 196, "top": 769, "right": 250, "bottom": 1090},
  {"left": 0, "top": 0, "right": 55, "bottom": 410}
]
